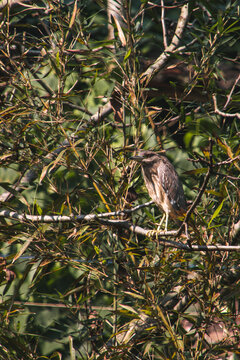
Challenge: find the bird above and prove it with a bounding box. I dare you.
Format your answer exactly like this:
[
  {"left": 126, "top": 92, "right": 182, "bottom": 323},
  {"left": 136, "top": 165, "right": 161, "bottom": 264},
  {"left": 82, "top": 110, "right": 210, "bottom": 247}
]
[{"left": 131, "top": 150, "right": 187, "bottom": 232}]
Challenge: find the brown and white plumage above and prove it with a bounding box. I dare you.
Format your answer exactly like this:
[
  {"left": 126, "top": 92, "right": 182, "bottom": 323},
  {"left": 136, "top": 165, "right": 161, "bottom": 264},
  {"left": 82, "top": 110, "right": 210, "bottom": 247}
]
[{"left": 132, "top": 150, "right": 187, "bottom": 231}]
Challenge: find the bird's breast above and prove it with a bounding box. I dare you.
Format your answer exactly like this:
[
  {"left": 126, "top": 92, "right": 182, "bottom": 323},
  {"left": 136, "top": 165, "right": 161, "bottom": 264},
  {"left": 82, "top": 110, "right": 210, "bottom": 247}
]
[{"left": 142, "top": 166, "right": 186, "bottom": 218}]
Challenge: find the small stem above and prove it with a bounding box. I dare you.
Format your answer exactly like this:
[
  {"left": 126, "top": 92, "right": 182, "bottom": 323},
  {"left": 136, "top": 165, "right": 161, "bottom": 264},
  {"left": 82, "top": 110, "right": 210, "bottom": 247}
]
[{"left": 161, "top": 0, "right": 168, "bottom": 49}]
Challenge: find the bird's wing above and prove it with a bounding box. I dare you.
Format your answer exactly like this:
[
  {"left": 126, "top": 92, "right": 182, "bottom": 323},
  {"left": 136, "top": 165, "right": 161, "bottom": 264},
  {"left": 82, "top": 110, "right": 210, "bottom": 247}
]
[{"left": 157, "top": 159, "right": 187, "bottom": 213}]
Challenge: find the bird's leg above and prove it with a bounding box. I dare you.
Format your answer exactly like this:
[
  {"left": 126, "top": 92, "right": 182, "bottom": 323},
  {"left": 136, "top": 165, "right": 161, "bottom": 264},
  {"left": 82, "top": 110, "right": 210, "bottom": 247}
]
[
  {"left": 157, "top": 213, "right": 165, "bottom": 231},
  {"left": 184, "top": 222, "right": 192, "bottom": 248},
  {"left": 147, "top": 212, "right": 168, "bottom": 239},
  {"left": 164, "top": 211, "right": 169, "bottom": 232}
]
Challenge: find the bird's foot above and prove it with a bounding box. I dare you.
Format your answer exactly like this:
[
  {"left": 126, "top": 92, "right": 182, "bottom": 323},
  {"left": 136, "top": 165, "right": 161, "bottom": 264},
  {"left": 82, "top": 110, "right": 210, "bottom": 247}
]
[{"left": 146, "top": 229, "right": 164, "bottom": 239}]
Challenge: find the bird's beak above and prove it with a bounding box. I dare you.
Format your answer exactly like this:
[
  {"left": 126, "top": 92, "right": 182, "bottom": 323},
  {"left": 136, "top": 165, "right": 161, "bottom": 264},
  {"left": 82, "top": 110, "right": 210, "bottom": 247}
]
[{"left": 130, "top": 155, "right": 143, "bottom": 162}]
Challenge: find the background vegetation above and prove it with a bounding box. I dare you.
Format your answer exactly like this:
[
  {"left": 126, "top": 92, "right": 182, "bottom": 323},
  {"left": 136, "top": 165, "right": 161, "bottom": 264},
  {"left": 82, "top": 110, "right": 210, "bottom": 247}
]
[{"left": 0, "top": 0, "right": 240, "bottom": 359}]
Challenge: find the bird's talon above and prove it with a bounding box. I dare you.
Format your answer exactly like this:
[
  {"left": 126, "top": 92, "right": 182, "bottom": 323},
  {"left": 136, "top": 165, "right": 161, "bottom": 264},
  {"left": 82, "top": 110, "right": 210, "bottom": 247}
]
[{"left": 147, "top": 230, "right": 162, "bottom": 239}]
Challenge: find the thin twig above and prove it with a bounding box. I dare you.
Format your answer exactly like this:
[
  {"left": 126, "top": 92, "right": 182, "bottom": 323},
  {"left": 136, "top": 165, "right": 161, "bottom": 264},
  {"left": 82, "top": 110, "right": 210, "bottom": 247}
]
[
  {"left": 223, "top": 74, "right": 240, "bottom": 110},
  {"left": 213, "top": 94, "right": 240, "bottom": 120},
  {"left": 172, "top": 38, "right": 198, "bottom": 53},
  {"left": 215, "top": 172, "right": 240, "bottom": 181},
  {"left": 63, "top": 101, "right": 93, "bottom": 115},
  {"left": 161, "top": 0, "right": 168, "bottom": 49},
  {"left": 215, "top": 155, "right": 240, "bottom": 166},
  {"left": 0, "top": 0, "right": 31, "bottom": 9},
  {"left": 178, "top": 140, "right": 214, "bottom": 237},
  {"left": 154, "top": 106, "right": 201, "bottom": 127},
  {"left": 0, "top": 170, "right": 37, "bottom": 202},
  {"left": 178, "top": 168, "right": 211, "bottom": 237}
]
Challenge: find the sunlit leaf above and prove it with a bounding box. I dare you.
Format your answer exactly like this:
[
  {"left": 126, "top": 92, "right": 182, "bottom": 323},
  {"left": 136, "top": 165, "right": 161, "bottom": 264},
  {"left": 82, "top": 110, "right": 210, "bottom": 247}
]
[{"left": 208, "top": 199, "right": 225, "bottom": 227}]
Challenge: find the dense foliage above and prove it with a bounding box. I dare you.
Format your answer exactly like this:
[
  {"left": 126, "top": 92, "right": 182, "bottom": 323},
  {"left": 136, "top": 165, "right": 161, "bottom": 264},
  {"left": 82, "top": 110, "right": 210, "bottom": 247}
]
[{"left": 0, "top": 0, "right": 239, "bottom": 359}]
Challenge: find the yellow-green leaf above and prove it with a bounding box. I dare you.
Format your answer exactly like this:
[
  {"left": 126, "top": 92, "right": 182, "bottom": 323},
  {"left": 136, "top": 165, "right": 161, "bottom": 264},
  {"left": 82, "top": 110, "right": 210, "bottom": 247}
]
[{"left": 208, "top": 199, "right": 225, "bottom": 227}]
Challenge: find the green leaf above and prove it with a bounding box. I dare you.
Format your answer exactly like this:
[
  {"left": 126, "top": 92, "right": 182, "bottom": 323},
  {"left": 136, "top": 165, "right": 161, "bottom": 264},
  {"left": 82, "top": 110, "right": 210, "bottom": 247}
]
[
  {"left": 124, "top": 48, "right": 132, "bottom": 62},
  {"left": 184, "top": 168, "right": 208, "bottom": 175},
  {"left": 208, "top": 199, "right": 225, "bottom": 227},
  {"left": 119, "top": 303, "right": 139, "bottom": 314},
  {"left": 35, "top": 201, "right": 43, "bottom": 215},
  {"left": 124, "top": 291, "right": 145, "bottom": 300}
]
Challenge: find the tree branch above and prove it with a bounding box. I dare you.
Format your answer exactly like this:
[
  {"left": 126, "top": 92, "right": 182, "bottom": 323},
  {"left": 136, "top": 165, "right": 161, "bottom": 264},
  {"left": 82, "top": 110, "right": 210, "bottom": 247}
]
[
  {"left": 89, "top": 102, "right": 113, "bottom": 124},
  {"left": 0, "top": 0, "right": 31, "bottom": 9},
  {"left": 0, "top": 202, "right": 153, "bottom": 223},
  {"left": 177, "top": 139, "right": 214, "bottom": 238},
  {"left": 177, "top": 166, "right": 211, "bottom": 240},
  {"left": 0, "top": 208, "right": 239, "bottom": 252},
  {"left": 141, "top": 3, "right": 189, "bottom": 84},
  {"left": 161, "top": 0, "right": 168, "bottom": 49},
  {"left": 223, "top": 74, "right": 240, "bottom": 110},
  {"left": 213, "top": 94, "right": 240, "bottom": 120}
]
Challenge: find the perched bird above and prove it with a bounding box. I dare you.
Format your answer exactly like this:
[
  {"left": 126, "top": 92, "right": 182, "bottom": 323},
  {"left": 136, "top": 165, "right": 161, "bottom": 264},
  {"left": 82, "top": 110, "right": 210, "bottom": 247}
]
[{"left": 131, "top": 150, "right": 187, "bottom": 231}]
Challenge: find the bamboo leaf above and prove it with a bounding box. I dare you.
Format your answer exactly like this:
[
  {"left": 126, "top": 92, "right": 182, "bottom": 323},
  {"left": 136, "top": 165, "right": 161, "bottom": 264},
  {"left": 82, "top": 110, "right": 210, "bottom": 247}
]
[
  {"left": 69, "top": 0, "right": 78, "bottom": 29},
  {"left": 124, "top": 291, "right": 145, "bottom": 300},
  {"left": 184, "top": 168, "right": 208, "bottom": 175},
  {"left": 119, "top": 304, "right": 139, "bottom": 315},
  {"left": 208, "top": 199, "right": 225, "bottom": 227}
]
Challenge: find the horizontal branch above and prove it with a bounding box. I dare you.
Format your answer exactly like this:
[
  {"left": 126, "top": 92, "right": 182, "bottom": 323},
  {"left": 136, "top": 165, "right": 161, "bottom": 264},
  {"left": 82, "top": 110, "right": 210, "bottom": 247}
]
[
  {"left": 0, "top": 208, "right": 239, "bottom": 252},
  {"left": 98, "top": 219, "right": 240, "bottom": 252},
  {"left": 0, "top": 202, "right": 153, "bottom": 223}
]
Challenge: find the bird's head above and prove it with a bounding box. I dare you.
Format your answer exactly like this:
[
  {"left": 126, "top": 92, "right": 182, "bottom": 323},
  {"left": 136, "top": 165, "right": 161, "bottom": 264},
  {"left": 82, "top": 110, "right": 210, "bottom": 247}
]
[{"left": 131, "top": 150, "right": 163, "bottom": 165}]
